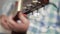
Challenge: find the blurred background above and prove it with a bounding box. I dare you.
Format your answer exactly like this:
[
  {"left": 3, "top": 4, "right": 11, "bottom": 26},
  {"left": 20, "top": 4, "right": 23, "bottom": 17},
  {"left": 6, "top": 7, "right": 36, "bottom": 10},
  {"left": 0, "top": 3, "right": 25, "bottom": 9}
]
[{"left": 0, "top": 0, "right": 60, "bottom": 34}]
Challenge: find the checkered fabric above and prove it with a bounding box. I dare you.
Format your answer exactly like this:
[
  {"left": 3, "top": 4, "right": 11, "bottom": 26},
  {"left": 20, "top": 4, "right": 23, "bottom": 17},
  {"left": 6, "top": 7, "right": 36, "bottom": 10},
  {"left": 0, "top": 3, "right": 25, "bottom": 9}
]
[{"left": 27, "top": 0, "right": 60, "bottom": 34}]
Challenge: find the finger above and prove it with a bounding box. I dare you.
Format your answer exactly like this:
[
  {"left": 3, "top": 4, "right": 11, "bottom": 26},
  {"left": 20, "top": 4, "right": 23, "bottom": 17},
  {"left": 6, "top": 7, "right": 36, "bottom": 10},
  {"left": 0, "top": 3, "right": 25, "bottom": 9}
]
[
  {"left": 7, "top": 22, "right": 15, "bottom": 30},
  {"left": 1, "top": 16, "right": 11, "bottom": 30},
  {"left": 8, "top": 15, "right": 18, "bottom": 28},
  {"left": 8, "top": 15, "right": 22, "bottom": 28},
  {"left": 5, "top": 15, "right": 17, "bottom": 30},
  {"left": 18, "top": 12, "right": 29, "bottom": 25},
  {"left": 8, "top": 15, "right": 29, "bottom": 32},
  {"left": 7, "top": 15, "right": 22, "bottom": 31},
  {"left": 23, "top": 14, "right": 27, "bottom": 17},
  {"left": 17, "top": 12, "right": 29, "bottom": 32}
]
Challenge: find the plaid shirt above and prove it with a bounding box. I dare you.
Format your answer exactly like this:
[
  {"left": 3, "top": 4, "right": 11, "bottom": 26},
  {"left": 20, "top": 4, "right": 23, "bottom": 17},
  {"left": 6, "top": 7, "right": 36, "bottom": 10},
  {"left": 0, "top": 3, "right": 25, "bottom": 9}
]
[{"left": 27, "top": 0, "right": 60, "bottom": 34}]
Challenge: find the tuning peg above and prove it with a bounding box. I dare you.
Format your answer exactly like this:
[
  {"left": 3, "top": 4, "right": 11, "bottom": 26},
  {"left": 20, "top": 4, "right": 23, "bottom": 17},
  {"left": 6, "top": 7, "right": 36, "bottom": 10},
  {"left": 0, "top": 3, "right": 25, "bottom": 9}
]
[
  {"left": 26, "top": 4, "right": 32, "bottom": 7},
  {"left": 32, "top": 0, "right": 38, "bottom": 3},
  {"left": 23, "top": 7, "right": 28, "bottom": 10}
]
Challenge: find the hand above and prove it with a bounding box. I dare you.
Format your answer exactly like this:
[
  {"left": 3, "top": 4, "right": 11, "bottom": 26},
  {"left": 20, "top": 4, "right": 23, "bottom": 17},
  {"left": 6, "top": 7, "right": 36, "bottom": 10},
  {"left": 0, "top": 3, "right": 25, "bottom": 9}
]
[{"left": 1, "top": 12, "right": 29, "bottom": 32}]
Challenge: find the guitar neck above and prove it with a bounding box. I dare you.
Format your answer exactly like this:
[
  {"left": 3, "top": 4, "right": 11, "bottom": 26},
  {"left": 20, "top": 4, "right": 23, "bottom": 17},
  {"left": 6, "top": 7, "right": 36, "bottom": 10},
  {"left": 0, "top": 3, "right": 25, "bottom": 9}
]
[{"left": 13, "top": 0, "right": 49, "bottom": 21}]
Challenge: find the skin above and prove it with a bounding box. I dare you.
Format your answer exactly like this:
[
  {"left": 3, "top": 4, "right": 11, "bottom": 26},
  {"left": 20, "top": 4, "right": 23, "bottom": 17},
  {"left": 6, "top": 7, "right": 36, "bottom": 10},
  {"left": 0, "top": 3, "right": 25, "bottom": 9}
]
[{"left": 1, "top": 12, "right": 29, "bottom": 32}]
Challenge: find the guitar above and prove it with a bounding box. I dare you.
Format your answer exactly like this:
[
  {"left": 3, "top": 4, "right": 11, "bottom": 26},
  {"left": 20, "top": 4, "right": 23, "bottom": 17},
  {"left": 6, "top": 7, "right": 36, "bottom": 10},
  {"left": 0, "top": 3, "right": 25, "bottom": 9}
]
[{"left": 12, "top": 0, "right": 49, "bottom": 34}]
